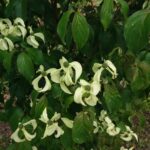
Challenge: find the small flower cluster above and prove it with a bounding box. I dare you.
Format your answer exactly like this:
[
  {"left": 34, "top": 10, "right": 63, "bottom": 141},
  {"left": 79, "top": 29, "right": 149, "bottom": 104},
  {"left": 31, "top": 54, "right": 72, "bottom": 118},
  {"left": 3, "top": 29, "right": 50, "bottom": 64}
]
[
  {"left": 11, "top": 108, "right": 73, "bottom": 143},
  {"left": 0, "top": 17, "right": 44, "bottom": 51},
  {"left": 93, "top": 110, "right": 138, "bottom": 142},
  {"left": 32, "top": 57, "right": 117, "bottom": 106}
]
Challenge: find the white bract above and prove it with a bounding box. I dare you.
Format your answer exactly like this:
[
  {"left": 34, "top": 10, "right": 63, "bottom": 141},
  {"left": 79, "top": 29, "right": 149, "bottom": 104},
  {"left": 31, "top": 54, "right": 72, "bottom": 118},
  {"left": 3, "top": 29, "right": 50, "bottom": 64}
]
[
  {"left": 93, "top": 110, "right": 120, "bottom": 136},
  {"left": 120, "top": 146, "right": 134, "bottom": 150},
  {"left": 39, "top": 108, "right": 63, "bottom": 139},
  {"left": 120, "top": 126, "right": 138, "bottom": 142},
  {"left": 50, "top": 57, "right": 82, "bottom": 94},
  {"left": 39, "top": 108, "right": 73, "bottom": 139},
  {"left": 11, "top": 119, "right": 37, "bottom": 143},
  {"left": 0, "top": 18, "right": 12, "bottom": 36},
  {"left": 74, "top": 79, "right": 100, "bottom": 106},
  {"left": 0, "top": 37, "right": 14, "bottom": 51},
  {"left": 93, "top": 60, "right": 118, "bottom": 82},
  {"left": 9, "top": 18, "right": 27, "bottom": 38},
  {"left": 32, "top": 65, "right": 51, "bottom": 93},
  {"left": 26, "top": 26, "right": 45, "bottom": 48}
]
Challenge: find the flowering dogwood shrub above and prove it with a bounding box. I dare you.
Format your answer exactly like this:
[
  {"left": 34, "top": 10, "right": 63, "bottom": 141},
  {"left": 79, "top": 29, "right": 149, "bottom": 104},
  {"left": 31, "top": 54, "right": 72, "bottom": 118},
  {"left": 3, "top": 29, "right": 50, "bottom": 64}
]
[{"left": 0, "top": 0, "right": 149, "bottom": 150}]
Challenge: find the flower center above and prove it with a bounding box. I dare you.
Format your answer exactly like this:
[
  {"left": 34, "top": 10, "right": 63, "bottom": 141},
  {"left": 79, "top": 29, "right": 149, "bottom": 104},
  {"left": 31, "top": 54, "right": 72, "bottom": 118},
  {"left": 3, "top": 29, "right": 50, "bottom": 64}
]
[
  {"left": 47, "top": 120, "right": 53, "bottom": 125},
  {"left": 60, "top": 70, "right": 66, "bottom": 76},
  {"left": 84, "top": 85, "right": 91, "bottom": 91},
  {"left": 41, "top": 71, "right": 47, "bottom": 77},
  {"left": 102, "top": 63, "right": 108, "bottom": 69},
  {"left": 83, "top": 92, "right": 91, "bottom": 98},
  {"left": 63, "top": 61, "right": 69, "bottom": 68}
]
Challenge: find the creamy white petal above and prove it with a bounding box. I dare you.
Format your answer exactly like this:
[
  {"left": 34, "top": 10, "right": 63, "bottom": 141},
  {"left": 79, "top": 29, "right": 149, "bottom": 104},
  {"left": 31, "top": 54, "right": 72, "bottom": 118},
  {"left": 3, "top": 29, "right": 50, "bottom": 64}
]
[
  {"left": 64, "top": 71, "right": 74, "bottom": 86},
  {"left": 32, "top": 146, "right": 38, "bottom": 150},
  {"left": 93, "top": 67, "right": 104, "bottom": 83},
  {"left": 55, "top": 124, "right": 64, "bottom": 138},
  {"left": 0, "top": 39, "right": 8, "bottom": 50},
  {"left": 42, "top": 123, "right": 57, "bottom": 139},
  {"left": 40, "top": 76, "right": 51, "bottom": 92},
  {"left": 11, "top": 128, "right": 25, "bottom": 143},
  {"left": 74, "top": 87, "right": 86, "bottom": 106},
  {"left": 60, "top": 82, "right": 72, "bottom": 94},
  {"left": 34, "top": 33, "right": 45, "bottom": 42},
  {"left": 79, "top": 79, "right": 90, "bottom": 86},
  {"left": 4, "top": 37, "right": 14, "bottom": 51},
  {"left": 17, "top": 25, "right": 27, "bottom": 38},
  {"left": 51, "top": 112, "right": 61, "bottom": 122},
  {"left": 104, "top": 117, "right": 112, "bottom": 124},
  {"left": 84, "top": 95, "right": 98, "bottom": 106},
  {"left": 39, "top": 108, "right": 49, "bottom": 123},
  {"left": 70, "top": 61, "right": 82, "bottom": 83},
  {"left": 91, "top": 81, "right": 101, "bottom": 95},
  {"left": 37, "top": 65, "right": 44, "bottom": 73},
  {"left": 32, "top": 75, "right": 43, "bottom": 92},
  {"left": 23, "top": 119, "right": 37, "bottom": 130},
  {"left": 14, "top": 18, "right": 25, "bottom": 27},
  {"left": 61, "top": 117, "right": 73, "bottom": 128},
  {"left": 106, "top": 126, "right": 120, "bottom": 136},
  {"left": 49, "top": 68, "right": 61, "bottom": 83},
  {"left": 22, "top": 128, "right": 36, "bottom": 141},
  {"left": 27, "top": 35, "right": 39, "bottom": 48},
  {"left": 120, "top": 133, "right": 133, "bottom": 141},
  {"left": 92, "top": 63, "right": 102, "bottom": 73}
]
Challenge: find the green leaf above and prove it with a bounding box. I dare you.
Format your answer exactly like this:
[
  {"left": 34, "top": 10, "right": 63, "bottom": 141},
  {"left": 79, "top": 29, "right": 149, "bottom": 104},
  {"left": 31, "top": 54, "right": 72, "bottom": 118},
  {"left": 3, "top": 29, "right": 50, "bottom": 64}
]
[
  {"left": 7, "top": 142, "right": 32, "bottom": 150},
  {"left": 124, "top": 10, "right": 150, "bottom": 52},
  {"left": 103, "top": 83, "right": 122, "bottom": 113},
  {"left": 57, "top": 10, "right": 74, "bottom": 44},
  {"left": 17, "top": 52, "right": 35, "bottom": 82},
  {"left": 3, "top": 52, "right": 13, "bottom": 72},
  {"left": 72, "top": 112, "right": 93, "bottom": 144},
  {"left": 117, "top": 0, "right": 129, "bottom": 18},
  {"left": 100, "top": 0, "right": 113, "bottom": 30},
  {"left": 34, "top": 95, "right": 48, "bottom": 118},
  {"left": 72, "top": 12, "right": 90, "bottom": 49},
  {"left": 8, "top": 107, "right": 24, "bottom": 130},
  {"left": 26, "top": 48, "right": 44, "bottom": 65}
]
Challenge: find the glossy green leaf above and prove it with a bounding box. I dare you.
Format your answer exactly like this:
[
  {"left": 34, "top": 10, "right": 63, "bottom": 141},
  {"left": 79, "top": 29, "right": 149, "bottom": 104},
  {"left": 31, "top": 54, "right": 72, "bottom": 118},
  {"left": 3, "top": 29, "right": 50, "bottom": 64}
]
[
  {"left": 124, "top": 10, "right": 150, "bottom": 52},
  {"left": 26, "top": 48, "right": 44, "bottom": 65},
  {"left": 100, "top": 0, "right": 113, "bottom": 30},
  {"left": 17, "top": 52, "right": 35, "bottom": 82},
  {"left": 103, "top": 83, "right": 122, "bottom": 113},
  {"left": 57, "top": 10, "right": 74, "bottom": 44},
  {"left": 7, "top": 142, "right": 32, "bottom": 150},
  {"left": 72, "top": 112, "right": 93, "bottom": 144},
  {"left": 3, "top": 52, "right": 13, "bottom": 72},
  {"left": 72, "top": 12, "right": 89, "bottom": 49},
  {"left": 117, "top": 0, "right": 129, "bottom": 18}
]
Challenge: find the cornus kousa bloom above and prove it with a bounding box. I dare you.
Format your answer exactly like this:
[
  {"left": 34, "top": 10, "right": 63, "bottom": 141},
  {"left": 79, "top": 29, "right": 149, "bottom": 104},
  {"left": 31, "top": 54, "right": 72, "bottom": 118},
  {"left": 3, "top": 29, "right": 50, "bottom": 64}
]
[
  {"left": 32, "top": 65, "right": 51, "bottom": 93},
  {"left": 74, "top": 79, "right": 100, "bottom": 106},
  {"left": 93, "top": 110, "right": 120, "bottom": 136},
  {"left": 92, "top": 60, "right": 118, "bottom": 82},
  {"left": 11, "top": 119, "right": 37, "bottom": 143},
  {"left": 0, "top": 18, "right": 12, "bottom": 36},
  {"left": 39, "top": 108, "right": 73, "bottom": 139},
  {"left": 26, "top": 26, "right": 45, "bottom": 48},
  {"left": 120, "top": 126, "right": 138, "bottom": 142},
  {"left": 120, "top": 146, "right": 134, "bottom": 150},
  {"left": 9, "top": 18, "right": 27, "bottom": 38},
  {"left": 0, "top": 37, "right": 14, "bottom": 51},
  {"left": 50, "top": 57, "right": 82, "bottom": 94}
]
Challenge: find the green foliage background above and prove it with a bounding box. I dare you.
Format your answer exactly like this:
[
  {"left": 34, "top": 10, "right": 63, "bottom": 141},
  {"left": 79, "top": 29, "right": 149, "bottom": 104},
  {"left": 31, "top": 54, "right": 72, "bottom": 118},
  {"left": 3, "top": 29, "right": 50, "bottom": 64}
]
[{"left": 0, "top": 0, "right": 150, "bottom": 149}]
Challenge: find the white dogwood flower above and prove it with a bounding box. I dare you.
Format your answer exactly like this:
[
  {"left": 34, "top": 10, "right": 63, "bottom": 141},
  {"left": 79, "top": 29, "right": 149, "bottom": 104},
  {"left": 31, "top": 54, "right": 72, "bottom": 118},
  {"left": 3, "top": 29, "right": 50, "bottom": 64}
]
[
  {"left": 74, "top": 79, "right": 100, "bottom": 106},
  {"left": 120, "top": 126, "right": 138, "bottom": 142},
  {"left": 120, "top": 146, "right": 134, "bottom": 150},
  {"left": 39, "top": 108, "right": 64, "bottom": 139},
  {"left": 93, "top": 60, "right": 118, "bottom": 82},
  {"left": 11, "top": 119, "right": 37, "bottom": 143},
  {"left": 26, "top": 26, "right": 45, "bottom": 48},
  {"left": 50, "top": 57, "right": 82, "bottom": 94},
  {"left": 0, "top": 18, "right": 12, "bottom": 36},
  {"left": 9, "top": 17, "right": 27, "bottom": 38},
  {"left": 0, "top": 37, "right": 14, "bottom": 51},
  {"left": 32, "top": 65, "right": 51, "bottom": 93}
]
